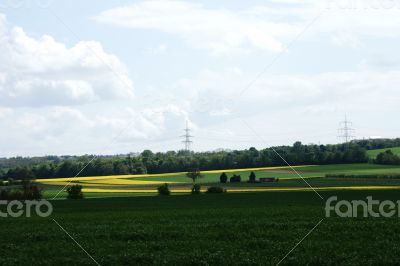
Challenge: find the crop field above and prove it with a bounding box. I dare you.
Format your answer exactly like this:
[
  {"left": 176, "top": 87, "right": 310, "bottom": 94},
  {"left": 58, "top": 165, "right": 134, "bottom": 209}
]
[
  {"left": 367, "top": 147, "right": 400, "bottom": 159},
  {"left": 1, "top": 190, "right": 400, "bottom": 265},
  {"left": 35, "top": 163, "right": 400, "bottom": 198},
  {"left": 3, "top": 163, "right": 400, "bottom": 265}
]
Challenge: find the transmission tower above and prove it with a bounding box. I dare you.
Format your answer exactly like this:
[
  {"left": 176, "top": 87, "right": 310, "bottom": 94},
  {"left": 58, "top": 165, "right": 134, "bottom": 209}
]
[
  {"left": 338, "top": 115, "right": 355, "bottom": 143},
  {"left": 181, "top": 121, "right": 193, "bottom": 152}
]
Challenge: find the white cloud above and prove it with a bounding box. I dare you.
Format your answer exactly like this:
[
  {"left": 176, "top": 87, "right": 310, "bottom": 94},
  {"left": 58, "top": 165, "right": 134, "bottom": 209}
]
[
  {"left": 0, "top": 107, "right": 12, "bottom": 118},
  {"left": 282, "top": 71, "right": 396, "bottom": 108},
  {"left": 2, "top": 65, "right": 400, "bottom": 156},
  {"left": 92, "top": 0, "right": 299, "bottom": 54},
  {"left": 172, "top": 68, "right": 400, "bottom": 123},
  {"left": 179, "top": 68, "right": 400, "bottom": 149},
  {"left": 359, "top": 55, "right": 400, "bottom": 70},
  {"left": 0, "top": 14, "right": 134, "bottom": 107},
  {"left": 2, "top": 2, "right": 400, "bottom": 156},
  {"left": 0, "top": 104, "right": 191, "bottom": 156},
  {"left": 331, "top": 31, "right": 362, "bottom": 48},
  {"left": 93, "top": 0, "right": 400, "bottom": 52},
  {"left": 143, "top": 44, "right": 168, "bottom": 55}
]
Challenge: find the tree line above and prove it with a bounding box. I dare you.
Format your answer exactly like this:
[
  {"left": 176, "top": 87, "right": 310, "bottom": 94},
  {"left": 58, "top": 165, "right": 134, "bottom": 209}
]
[
  {"left": 1, "top": 139, "right": 384, "bottom": 180},
  {"left": 374, "top": 150, "right": 400, "bottom": 165}
]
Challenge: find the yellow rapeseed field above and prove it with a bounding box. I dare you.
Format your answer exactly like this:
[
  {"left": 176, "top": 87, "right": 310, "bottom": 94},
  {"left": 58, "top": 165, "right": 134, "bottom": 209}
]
[
  {"left": 36, "top": 172, "right": 184, "bottom": 183},
  {"left": 37, "top": 179, "right": 181, "bottom": 187},
  {"left": 36, "top": 165, "right": 316, "bottom": 184},
  {"left": 83, "top": 178, "right": 181, "bottom": 185},
  {"left": 81, "top": 186, "right": 400, "bottom": 194},
  {"left": 35, "top": 165, "right": 320, "bottom": 192}
]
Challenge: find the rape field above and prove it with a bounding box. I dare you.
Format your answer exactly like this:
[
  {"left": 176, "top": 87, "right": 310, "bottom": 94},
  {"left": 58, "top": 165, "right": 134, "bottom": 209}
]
[{"left": 35, "top": 163, "right": 400, "bottom": 198}]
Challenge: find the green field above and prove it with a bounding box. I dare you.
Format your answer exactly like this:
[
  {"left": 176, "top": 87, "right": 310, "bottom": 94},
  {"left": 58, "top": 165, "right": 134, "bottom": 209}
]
[
  {"left": 137, "top": 163, "right": 400, "bottom": 183},
  {"left": 34, "top": 163, "right": 400, "bottom": 198},
  {"left": 367, "top": 147, "right": 400, "bottom": 159},
  {"left": 3, "top": 163, "right": 400, "bottom": 265},
  {"left": 1, "top": 190, "right": 400, "bottom": 265}
]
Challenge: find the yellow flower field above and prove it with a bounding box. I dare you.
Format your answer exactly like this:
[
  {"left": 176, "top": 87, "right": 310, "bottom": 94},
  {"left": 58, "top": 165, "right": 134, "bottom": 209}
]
[
  {"left": 35, "top": 165, "right": 321, "bottom": 192},
  {"left": 37, "top": 179, "right": 181, "bottom": 187},
  {"left": 83, "top": 178, "right": 182, "bottom": 185},
  {"left": 36, "top": 172, "right": 184, "bottom": 183},
  {"left": 36, "top": 165, "right": 315, "bottom": 184},
  {"left": 81, "top": 185, "right": 400, "bottom": 194}
]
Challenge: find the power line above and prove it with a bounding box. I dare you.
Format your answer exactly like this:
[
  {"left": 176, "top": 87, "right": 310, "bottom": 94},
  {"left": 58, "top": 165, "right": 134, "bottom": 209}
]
[
  {"left": 338, "top": 115, "right": 355, "bottom": 143},
  {"left": 181, "top": 121, "right": 193, "bottom": 152}
]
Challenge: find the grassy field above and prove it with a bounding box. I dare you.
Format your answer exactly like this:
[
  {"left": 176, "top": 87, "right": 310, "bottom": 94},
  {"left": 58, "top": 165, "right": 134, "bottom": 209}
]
[
  {"left": 367, "top": 147, "right": 400, "bottom": 159},
  {"left": 1, "top": 190, "right": 400, "bottom": 265},
  {"left": 35, "top": 163, "right": 400, "bottom": 198},
  {"left": 3, "top": 164, "right": 400, "bottom": 265}
]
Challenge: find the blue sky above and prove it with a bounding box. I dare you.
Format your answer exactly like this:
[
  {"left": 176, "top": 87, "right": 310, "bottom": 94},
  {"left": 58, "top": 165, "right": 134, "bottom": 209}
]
[{"left": 1, "top": 0, "right": 400, "bottom": 156}]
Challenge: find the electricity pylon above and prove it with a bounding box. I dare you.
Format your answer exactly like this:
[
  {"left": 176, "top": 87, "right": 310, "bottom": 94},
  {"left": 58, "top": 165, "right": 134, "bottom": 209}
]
[{"left": 338, "top": 115, "right": 355, "bottom": 143}]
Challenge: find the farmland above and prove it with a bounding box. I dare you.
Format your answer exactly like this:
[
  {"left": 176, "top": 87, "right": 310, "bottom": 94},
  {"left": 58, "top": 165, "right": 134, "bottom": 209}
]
[
  {"left": 4, "top": 2, "right": 400, "bottom": 265},
  {"left": 35, "top": 163, "right": 400, "bottom": 198},
  {"left": 1, "top": 190, "right": 400, "bottom": 265},
  {"left": 2, "top": 162, "right": 400, "bottom": 265}
]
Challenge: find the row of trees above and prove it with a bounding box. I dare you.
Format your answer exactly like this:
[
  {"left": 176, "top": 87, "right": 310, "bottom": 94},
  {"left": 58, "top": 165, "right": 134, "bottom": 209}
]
[
  {"left": 355, "top": 138, "right": 400, "bottom": 150},
  {"left": 2, "top": 138, "right": 398, "bottom": 169},
  {"left": 0, "top": 140, "right": 379, "bottom": 180},
  {"left": 374, "top": 150, "right": 400, "bottom": 165},
  {"left": 219, "top": 172, "right": 258, "bottom": 183}
]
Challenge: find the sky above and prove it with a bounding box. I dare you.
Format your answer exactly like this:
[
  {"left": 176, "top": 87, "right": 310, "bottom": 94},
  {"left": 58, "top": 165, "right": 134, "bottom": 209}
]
[{"left": 1, "top": 0, "right": 400, "bottom": 157}]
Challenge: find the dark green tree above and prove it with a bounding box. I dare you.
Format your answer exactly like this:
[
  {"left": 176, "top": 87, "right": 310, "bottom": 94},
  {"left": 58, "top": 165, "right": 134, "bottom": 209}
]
[
  {"left": 249, "top": 171, "right": 256, "bottom": 183},
  {"left": 157, "top": 183, "right": 170, "bottom": 195},
  {"left": 67, "top": 185, "right": 83, "bottom": 199},
  {"left": 186, "top": 168, "right": 202, "bottom": 184},
  {"left": 375, "top": 150, "right": 400, "bottom": 165},
  {"left": 220, "top": 172, "right": 228, "bottom": 183}
]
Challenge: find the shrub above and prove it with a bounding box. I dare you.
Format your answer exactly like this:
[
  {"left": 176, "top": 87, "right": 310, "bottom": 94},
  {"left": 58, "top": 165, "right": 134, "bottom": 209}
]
[
  {"left": 206, "top": 186, "right": 226, "bottom": 194},
  {"left": 248, "top": 171, "right": 256, "bottom": 183},
  {"left": 22, "top": 182, "right": 42, "bottom": 200},
  {"left": 0, "top": 182, "right": 42, "bottom": 200},
  {"left": 0, "top": 190, "right": 21, "bottom": 200},
  {"left": 230, "top": 175, "right": 241, "bottom": 183},
  {"left": 0, "top": 189, "right": 8, "bottom": 199},
  {"left": 191, "top": 184, "right": 201, "bottom": 194},
  {"left": 67, "top": 185, "right": 83, "bottom": 199},
  {"left": 220, "top": 172, "right": 228, "bottom": 183},
  {"left": 157, "top": 183, "right": 170, "bottom": 196}
]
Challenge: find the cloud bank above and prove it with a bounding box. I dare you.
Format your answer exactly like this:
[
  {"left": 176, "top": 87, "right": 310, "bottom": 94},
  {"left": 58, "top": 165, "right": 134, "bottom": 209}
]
[{"left": 0, "top": 14, "right": 134, "bottom": 107}]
